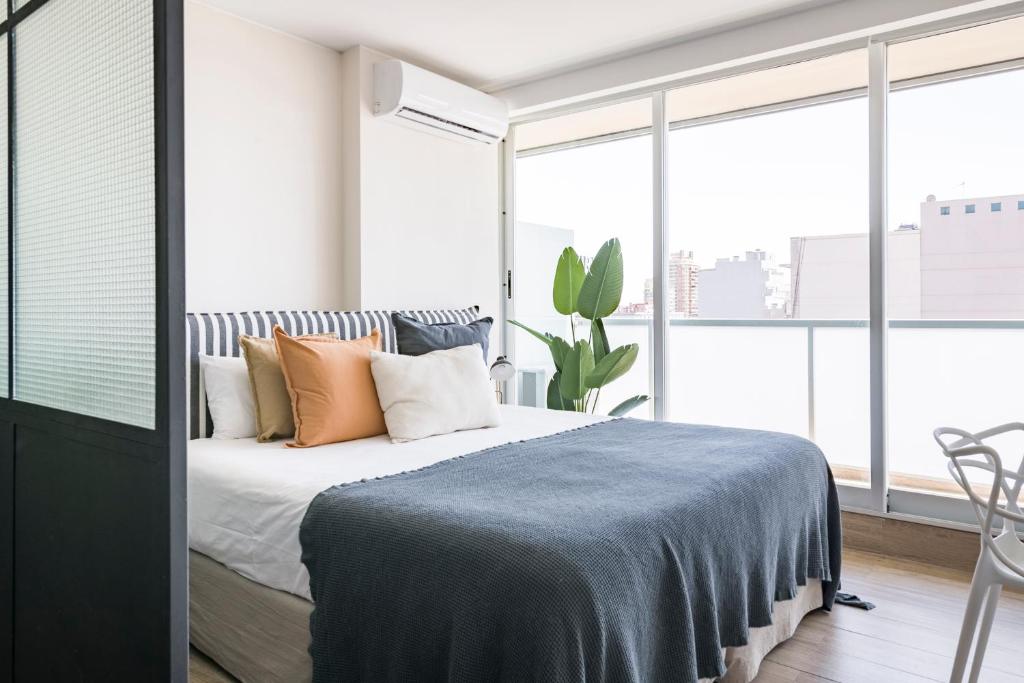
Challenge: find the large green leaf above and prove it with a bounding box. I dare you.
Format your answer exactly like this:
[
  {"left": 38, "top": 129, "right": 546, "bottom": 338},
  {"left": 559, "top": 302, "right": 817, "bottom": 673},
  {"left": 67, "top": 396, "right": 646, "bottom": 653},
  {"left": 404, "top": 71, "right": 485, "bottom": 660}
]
[
  {"left": 608, "top": 394, "right": 649, "bottom": 417},
  {"left": 508, "top": 319, "right": 552, "bottom": 348},
  {"left": 591, "top": 318, "right": 610, "bottom": 363},
  {"left": 552, "top": 247, "right": 585, "bottom": 315},
  {"left": 577, "top": 238, "right": 624, "bottom": 321},
  {"left": 547, "top": 372, "right": 574, "bottom": 410},
  {"left": 585, "top": 344, "right": 638, "bottom": 389},
  {"left": 559, "top": 340, "right": 595, "bottom": 401},
  {"left": 549, "top": 336, "right": 571, "bottom": 373}
]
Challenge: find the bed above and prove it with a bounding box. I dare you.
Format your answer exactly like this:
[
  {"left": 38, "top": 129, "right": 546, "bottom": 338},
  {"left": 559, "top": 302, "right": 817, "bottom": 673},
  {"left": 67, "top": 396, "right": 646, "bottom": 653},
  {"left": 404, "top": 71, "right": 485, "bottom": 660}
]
[{"left": 186, "top": 309, "right": 841, "bottom": 683}]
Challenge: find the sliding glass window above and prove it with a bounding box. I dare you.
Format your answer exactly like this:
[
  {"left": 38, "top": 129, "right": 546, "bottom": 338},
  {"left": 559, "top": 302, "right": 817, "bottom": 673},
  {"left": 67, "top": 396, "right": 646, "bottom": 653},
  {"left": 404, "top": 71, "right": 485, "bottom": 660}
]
[
  {"left": 513, "top": 99, "right": 653, "bottom": 416},
  {"left": 886, "top": 16, "right": 1024, "bottom": 496},
  {"left": 504, "top": 10, "right": 1024, "bottom": 525},
  {"left": 664, "top": 50, "right": 870, "bottom": 483}
]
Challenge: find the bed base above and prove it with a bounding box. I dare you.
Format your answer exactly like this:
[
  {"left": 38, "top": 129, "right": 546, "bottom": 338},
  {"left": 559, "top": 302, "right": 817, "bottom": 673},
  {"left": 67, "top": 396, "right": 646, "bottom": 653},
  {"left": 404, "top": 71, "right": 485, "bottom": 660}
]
[{"left": 189, "top": 550, "right": 822, "bottom": 683}]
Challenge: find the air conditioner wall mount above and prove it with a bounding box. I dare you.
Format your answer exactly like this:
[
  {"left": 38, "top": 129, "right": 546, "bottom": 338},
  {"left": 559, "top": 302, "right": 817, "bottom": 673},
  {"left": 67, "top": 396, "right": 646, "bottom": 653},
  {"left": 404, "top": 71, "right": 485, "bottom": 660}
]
[{"left": 373, "top": 59, "right": 509, "bottom": 145}]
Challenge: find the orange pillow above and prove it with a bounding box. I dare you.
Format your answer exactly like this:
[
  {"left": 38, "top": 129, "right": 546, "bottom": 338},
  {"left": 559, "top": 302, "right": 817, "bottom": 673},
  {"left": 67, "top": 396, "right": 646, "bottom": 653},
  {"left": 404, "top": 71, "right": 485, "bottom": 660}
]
[{"left": 273, "top": 325, "right": 387, "bottom": 447}]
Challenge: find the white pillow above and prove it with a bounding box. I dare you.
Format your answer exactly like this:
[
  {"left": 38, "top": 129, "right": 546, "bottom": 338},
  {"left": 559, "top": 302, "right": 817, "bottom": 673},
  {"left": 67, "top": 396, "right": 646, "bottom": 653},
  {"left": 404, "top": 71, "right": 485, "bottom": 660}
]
[
  {"left": 200, "top": 355, "right": 257, "bottom": 439},
  {"left": 370, "top": 344, "right": 501, "bottom": 443}
]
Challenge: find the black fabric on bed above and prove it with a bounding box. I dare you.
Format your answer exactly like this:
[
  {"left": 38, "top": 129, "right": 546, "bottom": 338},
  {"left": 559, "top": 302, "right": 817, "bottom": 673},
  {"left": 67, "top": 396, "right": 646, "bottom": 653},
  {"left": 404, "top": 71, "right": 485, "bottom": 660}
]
[{"left": 300, "top": 418, "right": 841, "bottom": 683}]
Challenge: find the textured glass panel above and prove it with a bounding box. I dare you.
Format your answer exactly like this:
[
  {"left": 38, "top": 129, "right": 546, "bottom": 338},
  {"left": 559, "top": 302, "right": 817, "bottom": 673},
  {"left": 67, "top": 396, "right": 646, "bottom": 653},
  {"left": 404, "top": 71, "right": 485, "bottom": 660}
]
[
  {"left": 0, "top": 34, "right": 7, "bottom": 399},
  {"left": 14, "top": 1, "right": 155, "bottom": 427}
]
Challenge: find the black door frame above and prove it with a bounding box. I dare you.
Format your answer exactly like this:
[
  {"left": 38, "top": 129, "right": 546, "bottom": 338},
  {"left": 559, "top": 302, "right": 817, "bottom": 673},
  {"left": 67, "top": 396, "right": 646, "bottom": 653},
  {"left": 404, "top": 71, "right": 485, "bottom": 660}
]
[{"left": 0, "top": 0, "right": 185, "bottom": 679}]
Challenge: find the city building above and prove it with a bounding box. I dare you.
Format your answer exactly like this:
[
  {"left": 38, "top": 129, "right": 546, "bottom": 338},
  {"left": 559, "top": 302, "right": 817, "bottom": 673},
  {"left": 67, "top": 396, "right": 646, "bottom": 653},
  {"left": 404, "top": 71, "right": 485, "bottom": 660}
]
[
  {"left": 697, "top": 250, "right": 790, "bottom": 319},
  {"left": 669, "top": 250, "right": 699, "bottom": 317},
  {"left": 920, "top": 193, "right": 1024, "bottom": 318},
  {"left": 790, "top": 227, "right": 921, "bottom": 319},
  {"left": 789, "top": 193, "right": 1024, "bottom": 319},
  {"left": 641, "top": 249, "right": 699, "bottom": 316}
]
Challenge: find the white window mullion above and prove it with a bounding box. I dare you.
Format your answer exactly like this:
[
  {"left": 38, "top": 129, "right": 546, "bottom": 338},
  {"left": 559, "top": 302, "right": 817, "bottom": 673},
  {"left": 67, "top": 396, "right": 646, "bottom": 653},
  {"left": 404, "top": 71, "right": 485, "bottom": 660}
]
[
  {"left": 652, "top": 92, "right": 669, "bottom": 421},
  {"left": 868, "top": 39, "right": 889, "bottom": 514},
  {"left": 500, "top": 128, "right": 517, "bottom": 405}
]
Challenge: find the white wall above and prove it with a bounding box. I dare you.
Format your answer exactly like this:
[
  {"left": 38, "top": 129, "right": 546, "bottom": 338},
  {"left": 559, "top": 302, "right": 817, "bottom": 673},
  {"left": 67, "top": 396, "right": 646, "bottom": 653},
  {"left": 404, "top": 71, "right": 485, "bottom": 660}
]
[
  {"left": 185, "top": 1, "right": 346, "bottom": 312},
  {"left": 340, "top": 46, "right": 502, "bottom": 326},
  {"left": 186, "top": 21, "right": 501, "bottom": 328}
]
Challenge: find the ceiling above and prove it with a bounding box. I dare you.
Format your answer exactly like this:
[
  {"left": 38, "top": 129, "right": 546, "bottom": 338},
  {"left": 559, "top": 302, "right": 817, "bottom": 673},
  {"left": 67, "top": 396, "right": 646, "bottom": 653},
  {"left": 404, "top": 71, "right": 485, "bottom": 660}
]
[{"left": 195, "top": 0, "right": 828, "bottom": 91}]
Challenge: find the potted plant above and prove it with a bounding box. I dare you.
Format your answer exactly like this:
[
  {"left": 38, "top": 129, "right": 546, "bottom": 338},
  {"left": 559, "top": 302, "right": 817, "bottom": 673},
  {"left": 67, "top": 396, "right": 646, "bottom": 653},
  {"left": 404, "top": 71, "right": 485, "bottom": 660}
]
[{"left": 510, "top": 238, "right": 649, "bottom": 416}]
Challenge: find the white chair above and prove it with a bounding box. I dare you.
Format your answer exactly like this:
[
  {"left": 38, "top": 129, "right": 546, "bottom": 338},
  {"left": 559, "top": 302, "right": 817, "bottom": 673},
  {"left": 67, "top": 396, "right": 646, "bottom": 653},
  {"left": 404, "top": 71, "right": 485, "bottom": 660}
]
[{"left": 934, "top": 424, "right": 1024, "bottom": 683}]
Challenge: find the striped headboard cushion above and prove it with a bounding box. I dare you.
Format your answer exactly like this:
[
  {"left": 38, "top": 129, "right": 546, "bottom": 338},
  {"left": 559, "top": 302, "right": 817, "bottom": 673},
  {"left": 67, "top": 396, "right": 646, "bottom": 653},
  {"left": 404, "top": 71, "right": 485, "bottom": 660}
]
[{"left": 186, "top": 307, "right": 479, "bottom": 439}]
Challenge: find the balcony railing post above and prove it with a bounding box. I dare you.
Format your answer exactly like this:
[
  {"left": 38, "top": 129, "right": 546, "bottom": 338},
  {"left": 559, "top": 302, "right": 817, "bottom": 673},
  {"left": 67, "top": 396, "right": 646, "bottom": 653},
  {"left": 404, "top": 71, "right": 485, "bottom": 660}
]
[{"left": 807, "top": 325, "right": 815, "bottom": 442}]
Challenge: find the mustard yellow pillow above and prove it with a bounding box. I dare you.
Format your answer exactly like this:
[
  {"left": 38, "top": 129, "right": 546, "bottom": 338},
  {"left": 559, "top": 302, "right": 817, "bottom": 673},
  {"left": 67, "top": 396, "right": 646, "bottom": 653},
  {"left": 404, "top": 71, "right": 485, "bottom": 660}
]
[
  {"left": 273, "top": 326, "right": 387, "bottom": 447},
  {"left": 240, "top": 332, "right": 335, "bottom": 442}
]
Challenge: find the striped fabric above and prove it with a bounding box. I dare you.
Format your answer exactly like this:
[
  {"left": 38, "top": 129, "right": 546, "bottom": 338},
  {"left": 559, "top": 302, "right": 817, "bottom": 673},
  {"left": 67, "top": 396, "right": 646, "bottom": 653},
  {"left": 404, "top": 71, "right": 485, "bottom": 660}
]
[{"left": 186, "top": 307, "right": 479, "bottom": 439}]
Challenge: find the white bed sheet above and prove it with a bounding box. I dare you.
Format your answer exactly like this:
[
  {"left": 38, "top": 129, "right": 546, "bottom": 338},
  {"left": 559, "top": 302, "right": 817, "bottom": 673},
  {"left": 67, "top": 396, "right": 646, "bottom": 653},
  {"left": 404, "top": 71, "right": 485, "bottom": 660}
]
[{"left": 188, "top": 405, "right": 608, "bottom": 599}]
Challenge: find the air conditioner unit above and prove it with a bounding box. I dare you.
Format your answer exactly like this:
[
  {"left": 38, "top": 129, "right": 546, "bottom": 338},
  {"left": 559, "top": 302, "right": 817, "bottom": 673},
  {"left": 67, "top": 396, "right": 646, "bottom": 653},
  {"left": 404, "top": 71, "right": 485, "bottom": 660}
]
[{"left": 373, "top": 59, "right": 509, "bottom": 145}]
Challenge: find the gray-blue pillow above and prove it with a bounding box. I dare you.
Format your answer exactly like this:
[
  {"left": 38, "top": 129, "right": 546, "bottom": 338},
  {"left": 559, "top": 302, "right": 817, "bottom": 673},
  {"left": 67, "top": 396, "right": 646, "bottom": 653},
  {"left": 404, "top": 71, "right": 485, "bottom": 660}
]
[{"left": 391, "top": 313, "right": 492, "bottom": 362}]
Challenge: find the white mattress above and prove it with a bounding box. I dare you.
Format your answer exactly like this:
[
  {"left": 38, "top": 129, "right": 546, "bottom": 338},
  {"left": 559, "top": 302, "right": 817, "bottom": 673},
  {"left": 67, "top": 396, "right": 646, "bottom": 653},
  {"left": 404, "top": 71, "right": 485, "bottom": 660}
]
[{"left": 188, "top": 405, "right": 609, "bottom": 599}]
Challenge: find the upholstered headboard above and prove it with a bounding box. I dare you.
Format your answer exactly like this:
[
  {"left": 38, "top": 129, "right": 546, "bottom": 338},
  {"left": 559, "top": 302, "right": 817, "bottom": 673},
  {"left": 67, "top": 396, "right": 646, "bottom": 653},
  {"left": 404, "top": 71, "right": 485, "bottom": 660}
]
[{"left": 185, "top": 307, "right": 480, "bottom": 439}]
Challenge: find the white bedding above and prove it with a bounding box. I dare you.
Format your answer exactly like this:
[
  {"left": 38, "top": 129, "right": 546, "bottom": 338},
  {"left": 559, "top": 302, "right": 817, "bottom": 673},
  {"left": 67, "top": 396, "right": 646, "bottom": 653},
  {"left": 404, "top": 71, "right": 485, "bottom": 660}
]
[{"left": 188, "top": 405, "right": 609, "bottom": 599}]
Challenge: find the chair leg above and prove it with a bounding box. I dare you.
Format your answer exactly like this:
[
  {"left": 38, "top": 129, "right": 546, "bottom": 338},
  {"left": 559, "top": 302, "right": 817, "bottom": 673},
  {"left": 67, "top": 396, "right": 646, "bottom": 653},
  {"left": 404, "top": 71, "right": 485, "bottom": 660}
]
[
  {"left": 950, "top": 560, "right": 991, "bottom": 683},
  {"left": 967, "top": 584, "right": 1001, "bottom": 683}
]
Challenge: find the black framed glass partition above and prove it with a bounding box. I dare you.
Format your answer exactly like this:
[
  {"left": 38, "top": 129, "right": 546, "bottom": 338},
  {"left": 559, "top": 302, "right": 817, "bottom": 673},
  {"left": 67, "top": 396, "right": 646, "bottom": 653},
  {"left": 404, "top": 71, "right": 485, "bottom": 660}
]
[{"left": 0, "top": 0, "right": 185, "bottom": 679}]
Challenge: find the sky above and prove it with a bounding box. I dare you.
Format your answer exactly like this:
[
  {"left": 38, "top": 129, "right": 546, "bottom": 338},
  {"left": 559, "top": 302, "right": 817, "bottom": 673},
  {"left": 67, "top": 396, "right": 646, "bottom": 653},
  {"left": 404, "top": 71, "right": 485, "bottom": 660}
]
[{"left": 515, "top": 68, "right": 1024, "bottom": 306}]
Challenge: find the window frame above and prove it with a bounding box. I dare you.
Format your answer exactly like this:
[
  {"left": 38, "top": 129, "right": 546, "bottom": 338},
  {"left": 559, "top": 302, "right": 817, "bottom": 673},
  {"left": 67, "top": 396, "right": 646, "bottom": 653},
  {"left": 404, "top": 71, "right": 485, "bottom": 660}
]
[{"left": 501, "top": 9, "right": 1024, "bottom": 533}]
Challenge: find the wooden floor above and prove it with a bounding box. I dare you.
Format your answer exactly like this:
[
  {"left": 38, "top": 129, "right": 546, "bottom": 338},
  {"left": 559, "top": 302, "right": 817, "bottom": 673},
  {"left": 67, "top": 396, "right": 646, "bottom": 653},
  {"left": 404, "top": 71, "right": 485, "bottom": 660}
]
[
  {"left": 189, "top": 648, "right": 234, "bottom": 683},
  {"left": 189, "top": 548, "right": 1024, "bottom": 683}
]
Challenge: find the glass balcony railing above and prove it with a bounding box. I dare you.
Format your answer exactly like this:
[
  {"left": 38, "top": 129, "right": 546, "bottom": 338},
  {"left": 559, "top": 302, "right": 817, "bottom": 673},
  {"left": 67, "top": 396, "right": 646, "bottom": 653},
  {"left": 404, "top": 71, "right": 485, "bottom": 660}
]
[{"left": 520, "top": 317, "right": 1024, "bottom": 495}]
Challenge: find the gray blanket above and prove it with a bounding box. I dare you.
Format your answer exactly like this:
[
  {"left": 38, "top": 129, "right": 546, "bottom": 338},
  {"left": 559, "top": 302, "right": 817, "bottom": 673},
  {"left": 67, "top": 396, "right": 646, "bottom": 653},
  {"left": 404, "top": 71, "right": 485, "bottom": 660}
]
[{"left": 300, "top": 418, "right": 841, "bottom": 683}]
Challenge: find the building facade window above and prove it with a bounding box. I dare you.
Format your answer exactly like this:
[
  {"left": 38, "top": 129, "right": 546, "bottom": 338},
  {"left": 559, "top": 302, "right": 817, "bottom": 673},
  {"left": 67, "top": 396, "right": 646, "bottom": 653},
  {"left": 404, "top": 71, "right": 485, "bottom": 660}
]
[
  {"left": 940, "top": 206, "right": 950, "bottom": 215},
  {"left": 992, "top": 202, "right": 1002, "bottom": 211},
  {"left": 965, "top": 204, "right": 976, "bottom": 214}
]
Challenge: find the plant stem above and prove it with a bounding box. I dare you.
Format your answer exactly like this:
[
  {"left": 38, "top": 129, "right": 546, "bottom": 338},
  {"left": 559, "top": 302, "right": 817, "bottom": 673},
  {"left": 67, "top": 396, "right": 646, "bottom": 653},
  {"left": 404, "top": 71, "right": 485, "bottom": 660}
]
[{"left": 591, "top": 387, "right": 602, "bottom": 414}]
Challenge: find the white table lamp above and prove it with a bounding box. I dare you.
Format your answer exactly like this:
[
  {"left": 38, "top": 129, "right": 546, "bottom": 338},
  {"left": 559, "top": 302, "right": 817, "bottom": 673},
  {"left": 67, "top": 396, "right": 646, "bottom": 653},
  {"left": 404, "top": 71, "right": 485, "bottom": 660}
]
[{"left": 489, "top": 356, "right": 515, "bottom": 403}]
